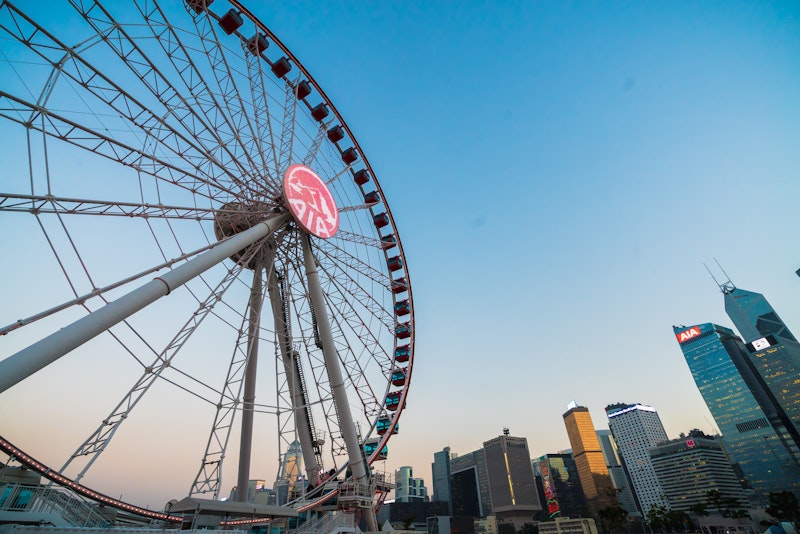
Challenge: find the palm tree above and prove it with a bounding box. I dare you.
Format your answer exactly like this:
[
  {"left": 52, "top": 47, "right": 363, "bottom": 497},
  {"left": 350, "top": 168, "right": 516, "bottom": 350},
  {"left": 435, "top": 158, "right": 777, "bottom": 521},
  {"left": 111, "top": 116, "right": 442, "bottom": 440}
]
[{"left": 766, "top": 491, "right": 800, "bottom": 531}]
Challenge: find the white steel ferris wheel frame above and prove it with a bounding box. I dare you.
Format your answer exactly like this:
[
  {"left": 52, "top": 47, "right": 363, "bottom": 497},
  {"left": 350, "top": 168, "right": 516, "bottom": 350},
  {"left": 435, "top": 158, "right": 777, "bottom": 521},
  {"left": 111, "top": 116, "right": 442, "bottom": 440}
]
[{"left": 0, "top": 0, "right": 414, "bottom": 521}]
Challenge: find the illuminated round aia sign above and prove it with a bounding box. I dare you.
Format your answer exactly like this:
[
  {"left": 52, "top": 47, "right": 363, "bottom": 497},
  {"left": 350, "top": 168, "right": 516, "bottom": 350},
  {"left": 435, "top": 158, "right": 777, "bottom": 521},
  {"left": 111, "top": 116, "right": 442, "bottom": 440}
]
[{"left": 283, "top": 164, "right": 340, "bottom": 239}]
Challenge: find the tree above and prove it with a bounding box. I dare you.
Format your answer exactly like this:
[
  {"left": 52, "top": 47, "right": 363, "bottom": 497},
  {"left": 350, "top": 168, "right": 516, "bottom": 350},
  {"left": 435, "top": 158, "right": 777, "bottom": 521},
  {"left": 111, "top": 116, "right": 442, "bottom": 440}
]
[
  {"left": 689, "top": 502, "right": 708, "bottom": 517},
  {"left": 647, "top": 505, "right": 668, "bottom": 533},
  {"left": 705, "top": 490, "right": 725, "bottom": 515},
  {"left": 766, "top": 491, "right": 800, "bottom": 531},
  {"left": 599, "top": 504, "right": 629, "bottom": 534}
]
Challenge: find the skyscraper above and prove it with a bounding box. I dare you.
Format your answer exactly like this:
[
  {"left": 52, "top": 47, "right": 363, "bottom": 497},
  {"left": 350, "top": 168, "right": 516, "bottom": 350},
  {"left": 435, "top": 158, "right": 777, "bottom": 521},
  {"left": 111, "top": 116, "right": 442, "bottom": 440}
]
[
  {"left": 451, "top": 448, "right": 491, "bottom": 518},
  {"left": 722, "top": 286, "right": 800, "bottom": 444},
  {"left": 274, "top": 440, "right": 303, "bottom": 505},
  {"left": 674, "top": 323, "right": 800, "bottom": 499},
  {"left": 596, "top": 430, "right": 639, "bottom": 518},
  {"left": 431, "top": 446, "right": 452, "bottom": 514},
  {"left": 562, "top": 405, "right": 617, "bottom": 516},
  {"left": 535, "top": 453, "right": 588, "bottom": 519},
  {"left": 605, "top": 403, "right": 670, "bottom": 516},
  {"left": 649, "top": 432, "right": 746, "bottom": 512},
  {"left": 483, "top": 432, "right": 542, "bottom": 529}
]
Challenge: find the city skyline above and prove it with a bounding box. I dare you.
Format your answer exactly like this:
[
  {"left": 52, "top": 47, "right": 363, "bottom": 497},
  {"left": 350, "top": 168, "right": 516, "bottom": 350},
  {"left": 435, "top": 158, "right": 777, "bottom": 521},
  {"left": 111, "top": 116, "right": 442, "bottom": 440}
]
[{"left": 1, "top": 0, "right": 798, "bottom": 511}]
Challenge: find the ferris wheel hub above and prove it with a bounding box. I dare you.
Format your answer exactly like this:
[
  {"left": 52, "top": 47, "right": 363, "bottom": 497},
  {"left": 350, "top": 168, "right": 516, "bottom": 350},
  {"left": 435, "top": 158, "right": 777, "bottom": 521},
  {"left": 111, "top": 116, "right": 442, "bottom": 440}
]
[{"left": 213, "top": 201, "right": 281, "bottom": 269}]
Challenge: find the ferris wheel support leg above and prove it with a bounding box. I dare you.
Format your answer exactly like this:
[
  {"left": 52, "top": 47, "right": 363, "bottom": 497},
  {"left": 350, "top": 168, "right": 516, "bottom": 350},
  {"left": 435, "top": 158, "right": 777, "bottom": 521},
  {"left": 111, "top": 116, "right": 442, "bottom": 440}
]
[
  {"left": 267, "top": 267, "right": 321, "bottom": 486},
  {"left": 236, "top": 263, "right": 263, "bottom": 502},
  {"left": 0, "top": 213, "right": 291, "bottom": 394},
  {"left": 300, "top": 234, "right": 378, "bottom": 532}
]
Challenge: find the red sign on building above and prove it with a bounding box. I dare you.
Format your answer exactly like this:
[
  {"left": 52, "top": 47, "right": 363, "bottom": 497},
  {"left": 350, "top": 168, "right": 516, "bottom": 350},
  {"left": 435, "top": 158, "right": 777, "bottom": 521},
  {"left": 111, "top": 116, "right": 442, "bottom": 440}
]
[{"left": 676, "top": 326, "right": 701, "bottom": 343}]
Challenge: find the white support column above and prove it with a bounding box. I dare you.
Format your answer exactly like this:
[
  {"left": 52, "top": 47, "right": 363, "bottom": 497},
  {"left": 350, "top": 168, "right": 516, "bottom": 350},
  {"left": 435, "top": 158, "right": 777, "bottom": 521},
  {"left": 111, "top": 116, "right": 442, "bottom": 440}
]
[
  {"left": 300, "top": 234, "right": 378, "bottom": 532},
  {"left": 0, "top": 213, "right": 290, "bottom": 394},
  {"left": 236, "top": 264, "right": 263, "bottom": 502}
]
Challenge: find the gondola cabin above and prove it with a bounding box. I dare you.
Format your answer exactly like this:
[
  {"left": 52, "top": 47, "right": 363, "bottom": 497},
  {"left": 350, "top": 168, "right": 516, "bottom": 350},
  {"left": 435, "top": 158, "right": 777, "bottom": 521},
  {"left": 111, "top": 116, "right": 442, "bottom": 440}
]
[
  {"left": 381, "top": 234, "right": 397, "bottom": 250},
  {"left": 354, "top": 169, "right": 370, "bottom": 186},
  {"left": 363, "top": 438, "right": 388, "bottom": 460},
  {"left": 394, "top": 299, "right": 410, "bottom": 316},
  {"left": 391, "top": 369, "right": 406, "bottom": 386},
  {"left": 385, "top": 391, "right": 402, "bottom": 411},
  {"left": 395, "top": 345, "right": 410, "bottom": 362},
  {"left": 387, "top": 256, "right": 403, "bottom": 272},
  {"left": 391, "top": 277, "right": 407, "bottom": 294},
  {"left": 364, "top": 191, "right": 380, "bottom": 204},
  {"left": 395, "top": 322, "right": 412, "bottom": 339},
  {"left": 373, "top": 212, "right": 389, "bottom": 229},
  {"left": 376, "top": 417, "right": 398, "bottom": 435}
]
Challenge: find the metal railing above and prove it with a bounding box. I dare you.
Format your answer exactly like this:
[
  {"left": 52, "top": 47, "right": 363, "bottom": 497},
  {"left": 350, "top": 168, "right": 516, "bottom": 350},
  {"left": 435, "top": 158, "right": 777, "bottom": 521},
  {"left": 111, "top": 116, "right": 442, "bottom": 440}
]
[
  {"left": 294, "top": 512, "right": 354, "bottom": 534},
  {"left": 0, "top": 483, "right": 110, "bottom": 528}
]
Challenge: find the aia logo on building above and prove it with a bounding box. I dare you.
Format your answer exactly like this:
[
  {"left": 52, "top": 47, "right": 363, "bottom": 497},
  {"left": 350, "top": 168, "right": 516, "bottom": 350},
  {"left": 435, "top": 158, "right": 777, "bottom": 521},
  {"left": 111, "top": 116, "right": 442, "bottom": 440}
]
[{"left": 676, "top": 326, "right": 701, "bottom": 344}]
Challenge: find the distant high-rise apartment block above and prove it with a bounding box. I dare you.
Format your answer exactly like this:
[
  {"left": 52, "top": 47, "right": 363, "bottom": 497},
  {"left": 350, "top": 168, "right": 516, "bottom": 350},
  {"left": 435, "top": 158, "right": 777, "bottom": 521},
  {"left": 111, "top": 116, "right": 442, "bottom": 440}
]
[
  {"left": 649, "top": 432, "right": 747, "bottom": 512},
  {"left": 534, "top": 453, "right": 587, "bottom": 519},
  {"left": 596, "top": 430, "right": 639, "bottom": 518},
  {"left": 483, "top": 432, "right": 542, "bottom": 529},
  {"left": 674, "top": 322, "right": 800, "bottom": 499},
  {"left": 562, "top": 405, "right": 617, "bottom": 516},
  {"left": 605, "top": 403, "right": 670, "bottom": 516},
  {"left": 395, "top": 466, "right": 428, "bottom": 502},
  {"left": 431, "top": 446, "right": 453, "bottom": 513}
]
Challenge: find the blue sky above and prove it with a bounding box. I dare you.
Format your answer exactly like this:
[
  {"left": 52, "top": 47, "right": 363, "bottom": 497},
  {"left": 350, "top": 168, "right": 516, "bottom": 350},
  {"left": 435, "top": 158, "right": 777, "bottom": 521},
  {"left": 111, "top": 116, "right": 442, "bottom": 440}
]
[
  {"left": 1, "top": 0, "right": 798, "bottom": 508},
  {"left": 272, "top": 0, "right": 800, "bottom": 488}
]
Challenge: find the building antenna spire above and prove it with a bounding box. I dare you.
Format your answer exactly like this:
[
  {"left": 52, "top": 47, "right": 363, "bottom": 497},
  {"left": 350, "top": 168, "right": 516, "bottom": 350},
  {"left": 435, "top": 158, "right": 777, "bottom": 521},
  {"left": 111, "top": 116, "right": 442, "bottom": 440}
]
[
  {"left": 704, "top": 259, "right": 735, "bottom": 294},
  {"left": 714, "top": 258, "right": 736, "bottom": 293}
]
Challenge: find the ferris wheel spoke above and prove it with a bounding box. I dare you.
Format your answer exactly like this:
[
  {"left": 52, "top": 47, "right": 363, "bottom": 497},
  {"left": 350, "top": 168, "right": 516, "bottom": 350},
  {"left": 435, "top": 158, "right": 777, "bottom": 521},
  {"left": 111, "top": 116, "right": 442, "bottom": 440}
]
[
  {"left": 132, "top": 0, "right": 273, "bottom": 199},
  {"left": 0, "top": 4, "right": 244, "bottom": 199},
  {"left": 0, "top": 94, "right": 227, "bottom": 200},
  {"left": 318, "top": 240, "right": 390, "bottom": 289},
  {"left": 68, "top": 0, "right": 259, "bottom": 197},
  {"left": 319, "top": 274, "right": 393, "bottom": 370},
  {"left": 60, "top": 261, "right": 246, "bottom": 482},
  {"left": 319, "top": 272, "right": 393, "bottom": 371},
  {"left": 0, "top": 193, "right": 226, "bottom": 220},
  {"left": 243, "top": 46, "right": 280, "bottom": 183},
  {"left": 319, "top": 282, "right": 391, "bottom": 421},
  {"left": 184, "top": 5, "right": 269, "bottom": 190},
  {"left": 333, "top": 229, "right": 389, "bottom": 250},
  {"left": 322, "top": 298, "right": 382, "bottom": 417},
  {"left": 277, "top": 80, "right": 301, "bottom": 176}
]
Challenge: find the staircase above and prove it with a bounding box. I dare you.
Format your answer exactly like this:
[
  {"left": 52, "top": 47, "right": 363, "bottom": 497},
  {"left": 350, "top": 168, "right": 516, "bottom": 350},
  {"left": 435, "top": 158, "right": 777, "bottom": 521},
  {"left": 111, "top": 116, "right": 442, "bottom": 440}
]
[{"left": 0, "top": 483, "right": 110, "bottom": 528}]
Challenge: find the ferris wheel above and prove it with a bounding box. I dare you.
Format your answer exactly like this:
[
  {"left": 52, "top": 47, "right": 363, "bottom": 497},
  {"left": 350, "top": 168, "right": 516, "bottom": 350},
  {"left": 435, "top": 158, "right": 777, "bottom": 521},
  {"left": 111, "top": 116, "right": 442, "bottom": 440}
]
[{"left": 0, "top": 0, "right": 413, "bottom": 521}]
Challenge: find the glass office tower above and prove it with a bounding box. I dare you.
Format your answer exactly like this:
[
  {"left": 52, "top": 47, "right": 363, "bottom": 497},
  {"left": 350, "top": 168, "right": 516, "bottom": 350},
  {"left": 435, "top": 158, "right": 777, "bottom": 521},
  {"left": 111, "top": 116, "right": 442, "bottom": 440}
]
[
  {"left": 674, "top": 323, "right": 800, "bottom": 499},
  {"left": 431, "top": 446, "right": 453, "bottom": 514},
  {"left": 723, "top": 287, "right": 800, "bottom": 444}
]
